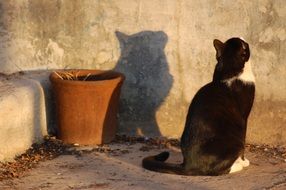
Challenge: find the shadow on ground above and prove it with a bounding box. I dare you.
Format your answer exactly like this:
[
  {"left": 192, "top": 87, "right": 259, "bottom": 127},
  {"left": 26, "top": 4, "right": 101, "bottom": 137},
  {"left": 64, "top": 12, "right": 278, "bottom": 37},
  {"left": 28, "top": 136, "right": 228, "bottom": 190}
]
[{"left": 1, "top": 142, "right": 286, "bottom": 190}]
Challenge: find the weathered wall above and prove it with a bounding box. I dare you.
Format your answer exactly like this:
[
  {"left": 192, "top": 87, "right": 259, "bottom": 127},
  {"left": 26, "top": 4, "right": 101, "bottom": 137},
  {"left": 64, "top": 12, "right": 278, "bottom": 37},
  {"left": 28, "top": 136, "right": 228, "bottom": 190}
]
[{"left": 0, "top": 0, "right": 285, "bottom": 145}]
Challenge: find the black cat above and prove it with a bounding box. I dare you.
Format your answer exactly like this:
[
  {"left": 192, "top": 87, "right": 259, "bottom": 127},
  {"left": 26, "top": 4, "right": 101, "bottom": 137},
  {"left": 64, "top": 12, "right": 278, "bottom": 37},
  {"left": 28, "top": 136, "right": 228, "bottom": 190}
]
[{"left": 142, "top": 38, "right": 255, "bottom": 175}]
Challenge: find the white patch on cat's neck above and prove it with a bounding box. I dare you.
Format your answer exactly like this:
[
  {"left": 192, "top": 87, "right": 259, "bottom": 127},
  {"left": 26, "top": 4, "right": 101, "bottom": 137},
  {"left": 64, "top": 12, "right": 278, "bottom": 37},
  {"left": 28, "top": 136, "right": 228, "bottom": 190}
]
[
  {"left": 223, "top": 61, "right": 255, "bottom": 86},
  {"left": 238, "top": 61, "right": 255, "bottom": 83}
]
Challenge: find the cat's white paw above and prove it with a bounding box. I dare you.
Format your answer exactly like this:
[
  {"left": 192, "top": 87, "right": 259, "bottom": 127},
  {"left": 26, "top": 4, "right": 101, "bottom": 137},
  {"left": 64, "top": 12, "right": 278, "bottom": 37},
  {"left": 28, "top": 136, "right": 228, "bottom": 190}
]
[
  {"left": 229, "top": 161, "right": 243, "bottom": 173},
  {"left": 236, "top": 157, "right": 250, "bottom": 167},
  {"left": 229, "top": 156, "right": 250, "bottom": 173},
  {"left": 240, "top": 157, "right": 250, "bottom": 167}
]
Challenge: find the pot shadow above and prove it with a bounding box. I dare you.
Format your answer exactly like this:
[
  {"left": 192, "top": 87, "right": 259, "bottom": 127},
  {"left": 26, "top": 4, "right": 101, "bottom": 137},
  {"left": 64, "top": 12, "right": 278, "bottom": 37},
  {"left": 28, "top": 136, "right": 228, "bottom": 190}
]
[{"left": 113, "top": 31, "right": 173, "bottom": 136}]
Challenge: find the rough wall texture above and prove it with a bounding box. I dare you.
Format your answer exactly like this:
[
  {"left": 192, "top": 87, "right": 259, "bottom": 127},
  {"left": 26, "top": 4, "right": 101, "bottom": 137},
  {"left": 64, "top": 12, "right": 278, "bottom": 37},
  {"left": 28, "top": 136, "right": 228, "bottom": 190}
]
[{"left": 0, "top": 0, "right": 285, "bottom": 145}]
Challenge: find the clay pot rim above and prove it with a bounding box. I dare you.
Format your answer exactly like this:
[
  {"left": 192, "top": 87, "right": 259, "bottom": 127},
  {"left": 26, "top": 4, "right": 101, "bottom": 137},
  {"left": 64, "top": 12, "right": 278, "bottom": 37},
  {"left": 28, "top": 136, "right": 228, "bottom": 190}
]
[{"left": 50, "top": 69, "right": 125, "bottom": 85}]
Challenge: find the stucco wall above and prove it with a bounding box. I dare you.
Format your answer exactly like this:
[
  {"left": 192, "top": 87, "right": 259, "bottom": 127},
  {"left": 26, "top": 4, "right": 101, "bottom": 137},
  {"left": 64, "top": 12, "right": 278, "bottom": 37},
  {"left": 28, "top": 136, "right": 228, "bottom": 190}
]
[{"left": 0, "top": 0, "right": 285, "bottom": 145}]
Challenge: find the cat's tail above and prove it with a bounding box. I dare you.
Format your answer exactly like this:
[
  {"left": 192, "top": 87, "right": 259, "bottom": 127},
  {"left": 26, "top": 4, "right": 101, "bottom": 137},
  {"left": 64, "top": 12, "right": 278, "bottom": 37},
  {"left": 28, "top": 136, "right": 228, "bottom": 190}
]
[{"left": 142, "top": 151, "right": 190, "bottom": 175}]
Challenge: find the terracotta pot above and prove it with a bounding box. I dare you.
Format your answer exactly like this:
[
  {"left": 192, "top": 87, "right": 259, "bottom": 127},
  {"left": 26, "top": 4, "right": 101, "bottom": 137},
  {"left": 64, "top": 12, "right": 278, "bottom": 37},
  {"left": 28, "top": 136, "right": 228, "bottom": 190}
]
[{"left": 50, "top": 70, "right": 125, "bottom": 145}]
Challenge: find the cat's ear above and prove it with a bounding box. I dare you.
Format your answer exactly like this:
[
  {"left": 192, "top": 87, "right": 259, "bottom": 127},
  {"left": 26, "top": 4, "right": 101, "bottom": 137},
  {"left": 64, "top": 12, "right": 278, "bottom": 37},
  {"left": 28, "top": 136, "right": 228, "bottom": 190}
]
[
  {"left": 115, "top": 31, "right": 130, "bottom": 49},
  {"left": 213, "top": 39, "right": 224, "bottom": 59}
]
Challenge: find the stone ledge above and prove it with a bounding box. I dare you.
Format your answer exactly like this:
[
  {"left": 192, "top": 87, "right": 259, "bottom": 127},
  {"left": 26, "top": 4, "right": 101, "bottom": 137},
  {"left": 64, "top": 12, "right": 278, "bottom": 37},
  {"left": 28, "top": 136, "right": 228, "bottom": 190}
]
[{"left": 0, "top": 72, "right": 50, "bottom": 161}]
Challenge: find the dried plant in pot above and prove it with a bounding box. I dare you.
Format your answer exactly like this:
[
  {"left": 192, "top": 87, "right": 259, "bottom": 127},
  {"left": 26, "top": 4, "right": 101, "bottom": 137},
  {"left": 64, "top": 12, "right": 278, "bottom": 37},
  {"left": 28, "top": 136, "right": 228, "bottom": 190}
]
[{"left": 49, "top": 70, "right": 125, "bottom": 145}]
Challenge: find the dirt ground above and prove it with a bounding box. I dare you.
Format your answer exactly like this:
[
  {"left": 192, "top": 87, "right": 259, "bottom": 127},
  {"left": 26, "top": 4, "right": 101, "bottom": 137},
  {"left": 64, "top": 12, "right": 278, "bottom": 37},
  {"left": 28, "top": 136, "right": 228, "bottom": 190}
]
[{"left": 0, "top": 137, "right": 286, "bottom": 190}]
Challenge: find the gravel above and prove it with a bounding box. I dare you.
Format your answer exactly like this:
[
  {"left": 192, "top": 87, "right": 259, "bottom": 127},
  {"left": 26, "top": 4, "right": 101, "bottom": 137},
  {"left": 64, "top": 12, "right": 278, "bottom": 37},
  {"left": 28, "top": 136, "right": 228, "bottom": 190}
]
[{"left": 0, "top": 135, "right": 285, "bottom": 181}]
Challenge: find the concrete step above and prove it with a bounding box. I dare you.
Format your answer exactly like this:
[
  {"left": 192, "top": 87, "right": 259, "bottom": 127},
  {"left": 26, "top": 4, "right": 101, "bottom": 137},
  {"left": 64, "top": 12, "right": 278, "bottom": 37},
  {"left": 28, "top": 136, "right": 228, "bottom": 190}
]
[{"left": 0, "top": 71, "right": 52, "bottom": 161}]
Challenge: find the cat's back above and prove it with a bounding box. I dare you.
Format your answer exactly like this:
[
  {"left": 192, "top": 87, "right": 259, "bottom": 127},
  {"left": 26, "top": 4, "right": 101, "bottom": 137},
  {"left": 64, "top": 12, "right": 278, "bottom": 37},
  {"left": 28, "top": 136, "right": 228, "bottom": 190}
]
[
  {"left": 190, "top": 79, "right": 254, "bottom": 118},
  {"left": 190, "top": 82, "right": 235, "bottom": 112},
  {"left": 181, "top": 81, "right": 243, "bottom": 149}
]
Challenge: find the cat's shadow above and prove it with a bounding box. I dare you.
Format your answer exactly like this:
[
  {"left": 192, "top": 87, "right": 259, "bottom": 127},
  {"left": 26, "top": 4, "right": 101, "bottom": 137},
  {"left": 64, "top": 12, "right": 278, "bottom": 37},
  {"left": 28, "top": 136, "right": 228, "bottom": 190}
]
[{"left": 114, "top": 31, "right": 173, "bottom": 136}]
